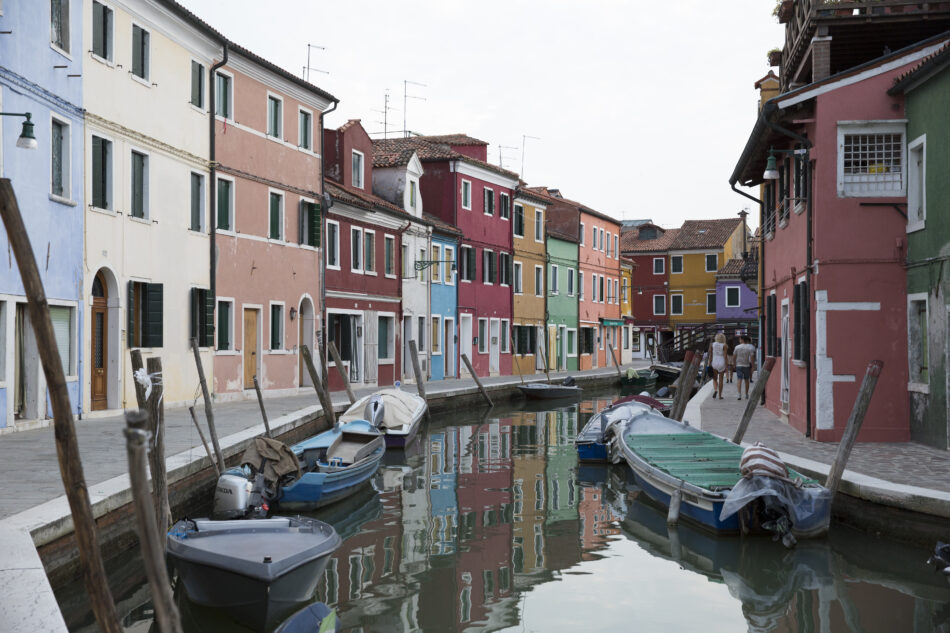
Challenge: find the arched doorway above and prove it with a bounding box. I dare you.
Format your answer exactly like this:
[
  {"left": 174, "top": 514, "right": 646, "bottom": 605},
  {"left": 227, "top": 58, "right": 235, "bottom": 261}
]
[
  {"left": 298, "top": 297, "right": 315, "bottom": 387},
  {"left": 90, "top": 272, "right": 108, "bottom": 410}
]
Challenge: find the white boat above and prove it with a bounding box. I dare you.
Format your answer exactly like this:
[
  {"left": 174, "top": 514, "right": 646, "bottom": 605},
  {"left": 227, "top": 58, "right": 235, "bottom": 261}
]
[{"left": 338, "top": 389, "right": 427, "bottom": 448}]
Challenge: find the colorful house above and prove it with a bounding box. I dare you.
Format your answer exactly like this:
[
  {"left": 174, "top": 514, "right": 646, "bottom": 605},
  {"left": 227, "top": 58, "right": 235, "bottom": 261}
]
[
  {"left": 715, "top": 253, "right": 759, "bottom": 328},
  {"left": 620, "top": 258, "right": 634, "bottom": 364},
  {"left": 890, "top": 44, "right": 950, "bottom": 449},
  {"left": 730, "top": 35, "right": 950, "bottom": 442},
  {"left": 427, "top": 216, "right": 461, "bottom": 381},
  {"left": 620, "top": 223, "right": 680, "bottom": 360},
  {"left": 323, "top": 120, "right": 407, "bottom": 390},
  {"left": 545, "top": 225, "right": 579, "bottom": 372},
  {"left": 0, "top": 0, "right": 84, "bottom": 429},
  {"left": 511, "top": 187, "right": 549, "bottom": 376}
]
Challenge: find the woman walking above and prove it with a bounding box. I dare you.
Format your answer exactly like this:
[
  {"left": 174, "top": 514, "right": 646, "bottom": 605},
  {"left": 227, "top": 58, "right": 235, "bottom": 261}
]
[{"left": 709, "top": 333, "right": 727, "bottom": 399}]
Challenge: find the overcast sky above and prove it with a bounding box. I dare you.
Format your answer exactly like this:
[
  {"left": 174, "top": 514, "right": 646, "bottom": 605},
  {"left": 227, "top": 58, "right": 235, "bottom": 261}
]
[{"left": 179, "top": 0, "right": 784, "bottom": 229}]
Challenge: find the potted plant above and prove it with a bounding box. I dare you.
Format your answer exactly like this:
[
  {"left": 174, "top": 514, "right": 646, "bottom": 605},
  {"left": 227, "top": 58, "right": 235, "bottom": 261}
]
[
  {"left": 775, "top": 0, "right": 795, "bottom": 23},
  {"left": 768, "top": 48, "right": 783, "bottom": 67}
]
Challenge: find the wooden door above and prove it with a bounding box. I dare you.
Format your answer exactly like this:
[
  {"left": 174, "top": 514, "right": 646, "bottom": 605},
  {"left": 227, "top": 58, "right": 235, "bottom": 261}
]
[
  {"left": 90, "top": 273, "right": 108, "bottom": 411},
  {"left": 244, "top": 309, "right": 258, "bottom": 389}
]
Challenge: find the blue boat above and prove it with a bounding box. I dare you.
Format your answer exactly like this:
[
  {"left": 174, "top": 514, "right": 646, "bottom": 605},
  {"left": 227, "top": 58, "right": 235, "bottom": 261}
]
[{"left": 574, "top": 399, "right": 656, "bottom": 462}]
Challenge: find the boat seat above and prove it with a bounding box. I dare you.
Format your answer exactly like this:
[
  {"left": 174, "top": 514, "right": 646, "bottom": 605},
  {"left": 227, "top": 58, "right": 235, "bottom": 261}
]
[{"left": 326, "top": 433, "right": 378, "bottom": 465}]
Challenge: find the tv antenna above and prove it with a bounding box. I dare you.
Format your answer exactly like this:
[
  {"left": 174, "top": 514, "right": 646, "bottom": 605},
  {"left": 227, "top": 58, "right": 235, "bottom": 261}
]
[
  {"left": 403, "top": 79, "right": 426, "bottom": 137},
  {"left": 497, "top": 145, "right": 519, "bottom": 169},
  {"left": 371, "top": 90, "right": 399, "bottom": 139},
  {"left": 521, "top": 134, "right": 541, "bottom": 179},
  {"left": 302, "top": 44, "right": 328, "bottom": 82}
]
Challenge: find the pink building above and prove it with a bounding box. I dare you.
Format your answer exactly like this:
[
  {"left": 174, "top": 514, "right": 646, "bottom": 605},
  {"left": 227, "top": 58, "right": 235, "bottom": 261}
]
[
  {"left": 730, "top": 37, "right": 950, "bottom": 442},
  {"left": 212, "top": 46, "right": 335, "bottom": 399}
]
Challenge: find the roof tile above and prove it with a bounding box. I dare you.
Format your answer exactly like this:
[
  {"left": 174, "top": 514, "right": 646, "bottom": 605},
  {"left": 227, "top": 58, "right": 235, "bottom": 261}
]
[{"left": 668, "top": 219, "right": 742, "bottom": 251}]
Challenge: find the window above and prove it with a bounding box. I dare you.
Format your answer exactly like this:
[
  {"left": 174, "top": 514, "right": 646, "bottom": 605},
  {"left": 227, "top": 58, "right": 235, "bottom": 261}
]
[
  {"left": 766, "top": 294, "right": 778, "bottom": 356},
  {"left": 779, "top": 158, "right": 790, "bottom": 224},
  {"left": 591, "top": 274, "right": 597, "bottom": 302},
  {"left": 907, "top": 135, "right": 925, "bottom": 230},
  {"left": 670, "top": 255, "right": 683, "bottom": 274},
  {"left": 623, "top": 326, "right": 629, "bottom": 350},
  {"left": 550, "top": 265, "right": 559, "bottom": 294},
  {"left": 567, "top": 329, "right": 577, "bottom": 356},
  {"left": 91, "top": 135, "right": 112, "bottom": 210},
  {"left": 706, "top": 292, "right": 716, "bottom": 314},
  {"left": 418, "top": 247, "right": 426, "bottom": 282},
  {"left": 462, "top": 180, "right": 472, "bottom": 209},
  {"left": 671, "top": 294, "right": 683, "bottom": 315},
  {"left": 501, "top": 320, "right": 510, "bottom": 353},
  {"left": 268, "top": 192, "right": 283, "bottom": 240},
  {"left": 726, "top": 286, "right": 740, "bottom": 308},
  {"left": 270, "top": 304, "right": 283, "bottom": 350},
  {"left": 216, "top": 300, "right": 232, "bottom": 350},
  {"left": 215, "top": 72, "right": 232, "bottom": 119},
  {"left": 606, "top": 232, "right": 611, "bottom": 257},
  {"left": 478, "top": 319, "right": 488, "bottom": 353},
  {"left": 417, "top": 316, "right": 426, "bottom": 352},
  {"left": 591, "top": 226, "right": 597, "bottom": 249},
  {"left": 127, "top": 281, "right": 163, "bottom": 348},
  {"left": 432, "top": 316, "right": 441, "bottom": 354},
  {"left": 359, "top": 230, "right": 373, "bottom": 273},
  {"left": 351, "top": 227, "right": 362, "bottom": 272},
  {"left": 216, "top": 177, "right": 233, "bottom": 230},
  {"left": 579, "top": 222, "right": 585, "bottom": 246},
  {"left": 614, "top": 235, "right": 619, "bottom": 257},
  {"left": 793, "top": 281, "right": 808, "bottom": 362},
  {"left": 51, "top": 0, "right": 69, "bottom": 52},
  {"left": 190, "top": 173, "right": 204, "bottom": 231},
  {"left": 409, "top": 180, "right": 417, "bottom": 210},
  {"left": 513, "top": 325, "right": 537, "bottom": 355},
  {"left": 384, "top": 235, "right": 395, "bottom": 277},
  {"left": 909, "top": 296, "right": 931, "bottom": 385},
  {"left": 50, "top": 118, "right": 69, "bottom": 199},
  {"left": 622, "top": 277, "right": 628, "bottom": 303},
  {"left": 614, "top": 280, "right": 619, "bottom": 304},
  {"left": 190, "top": 61, "right": 204, "bottom": 108},
  {"left": 92, "top": 1, "right": 113, "bottom": 61},
  {"left": 535, "top": 266, "right": 543, "bottom": 297},
  {"left": 499, "top": 252, "right": 511, "bottom": 286},
  {"left": 482, "top": 249, "right": 496, "bottom": 284},
  {"left": 600, "top": 229, "right": 605, "bottom": 251},
  {"left": 499, "top": 193, "right": 510, "bottom": 220},
  {"left": 580, "top": 328, "right": 594, "bottom": 355},
  {"left": 484, "top": 188, "right": 494, "bottom": 216},
  {"left": 705, "top": 254, "right": 718, "bottom": 272},
  {"left": 567, "top": 268, "right": 575, "bottom": 296},
  {"left": 299, "top": 200, "right": 321, "bottom": 247},
  {"left": 653, "top": 295, "right": 666, "bottom": 315},
  {"left": 351, "top": 150, "right": 364, "bottom": 189},
  {"left": 130, "top": 150, "right": 148, "bottom": 219},
  {"left": 653, "top": 257, "right": 664, "bottom": 274},
  {"left": 131, "top": 24, "right": 149, "bottom": 80},
  {"left": 534, "top": 210, "right": 543, "bottom": 241},
  {"left": 296, "top": 109, "right": 312, "bottom": 150},
  {"left": 266, "top": 95, "right": 282, "bottom": 138},
  {"left": 513, "top": 261, "right": 523, "bottom": 294},
  {"left": 459, "top": 245, "right": 476, "bottom": 281},
  {"left": 49, "top": 305, "right": 75, "bottom": 374},
  {"left": 189, "top": 288, "right": 214, "bottom": 347},
  {"left": 578, "top": 271, "right": 584, "bottom": 300},
  {"left": 794, "top": 146, "right": 809, "bottom": 210},
  {"left": 513, "top": 204, "right": 524, "bottom": 237},
  {"left": 445, "top": 246, "right": 455, "bottom": 285},
  {"left": 401, "top": 244, "right": 409, "bottom": 277},
  {"left": 378, "top": 315, "right": 394, "bottom": 360},
  {"left": 431, "top": 245, "right": 441, "bottom": 282},
  {"left": 599, "top": 276, "right": 605, "bottom": 304},
  {"left": 838, "top": 122, "right": 905, "bottom": 197}
]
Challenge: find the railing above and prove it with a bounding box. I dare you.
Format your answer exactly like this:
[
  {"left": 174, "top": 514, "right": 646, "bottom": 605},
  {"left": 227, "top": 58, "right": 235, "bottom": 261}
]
[{"left": 656, "top": 321, "right": 760, "bottom": 364}]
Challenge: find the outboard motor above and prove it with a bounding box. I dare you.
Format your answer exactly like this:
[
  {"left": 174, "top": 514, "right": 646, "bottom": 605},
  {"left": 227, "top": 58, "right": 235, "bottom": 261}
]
[
  {"left": 212, "top": 470, "right": 268, "bottom": 520},
  {"left": 562, "top": 376, "right": 576, "bottom": 387},
  {"left": 364, "top": 395, "right": 386, "bottom": 428}
]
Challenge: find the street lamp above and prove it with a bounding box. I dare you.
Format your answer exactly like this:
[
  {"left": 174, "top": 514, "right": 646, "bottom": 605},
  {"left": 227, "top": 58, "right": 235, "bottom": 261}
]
[
  {"left": 1, "top": 112, "right": 38, "bottom": 150},
  {"left": 762, "top": 149, "right": 779, "bottom": 180}
]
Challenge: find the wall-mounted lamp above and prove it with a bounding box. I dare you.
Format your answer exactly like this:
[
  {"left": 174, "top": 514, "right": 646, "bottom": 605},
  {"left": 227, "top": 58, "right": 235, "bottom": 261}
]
[
  {"left": 289, "top": 306, "right": 297, "bottom": 321},
  {"left": 413, "top": 259, "right": 457, "bottom": 273},
  {"left": 1, "top": 112, "right": 38, "bottom": 150},
  {"left": 763, "top": 146, "right": 808, "bottom": 181}
]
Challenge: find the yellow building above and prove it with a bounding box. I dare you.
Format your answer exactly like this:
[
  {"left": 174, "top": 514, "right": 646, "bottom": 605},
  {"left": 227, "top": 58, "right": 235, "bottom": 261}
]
[
  {"left": 620, "top": 259, "right": 634, "bottom": 363},
  {"left": 666, "top": 219, "right": 745, "bottom": 328},
  {"left": 512, "top": 189, "right": 549, "bottom": 375}
]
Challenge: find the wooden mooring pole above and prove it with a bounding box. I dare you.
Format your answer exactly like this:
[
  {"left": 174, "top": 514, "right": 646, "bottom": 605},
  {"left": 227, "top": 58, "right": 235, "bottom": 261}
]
[
  {"left": 608, "top": 343, "right": 622, "bottom": 377},
  {"left": 188, "top": 406, "right": 220, "bottom": 477},
  {"left": 302, "top": 345, "right": 336, "bottom": 428},
  {"left": 461, "top": 353, "right": 492, "bottom": 406},
  {"left": 408, "top": 339, "right": 427, "bottom": 401},
  {"left": 191, "top": 338, "right": 225, "bottom": 473},
  {"left": 667, "top": 351, "right": 694, "bottom": 421},
  {"left": 252, "top": 375, "right": 272, "bottom": 438},
  {"left": 0, "top": 180, "right": 122, "bottom": 633},
  {"left": 509, "top": 330, "right": 525, "bottom": 385},
  {"left": 145, "top": 356, "right": 171, "bottom": 539},
  {"left": 731, "top": 357, "right": 777, "bottom": 444},
  {"left": 825, "top": 360, "right": 884, "bottom": 498},
  {"left": 328, "top": 341, "right": 357, "bottom": 405},
  {"left": 671, "top": 352, "right": 703, "bottom": 422}
]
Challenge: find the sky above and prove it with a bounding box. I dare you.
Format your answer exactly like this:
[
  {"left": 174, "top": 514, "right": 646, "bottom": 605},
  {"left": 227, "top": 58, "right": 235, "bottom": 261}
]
[{"left": 178, "top": 0, "right": 785, "bottom": 230}]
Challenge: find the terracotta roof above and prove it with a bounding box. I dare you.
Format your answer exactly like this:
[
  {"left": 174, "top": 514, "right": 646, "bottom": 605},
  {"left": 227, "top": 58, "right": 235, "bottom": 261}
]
[
  {"left": 417, "top": 133, "right": 488, "bottom": 146},
  {"left": 620, "top": 225, "right": 679, "bottom": 253},
  {"left": 525, "top": 186, "right": 620, "bottom": 227},
  {"left": 423, "top": 213, "right": 462, "bottom": 237},
  {"left": 889, "top": 41, "right": 950, "bottom": 93},
  {"left": 514, "top": 187, "right": 550, "bottom": 207},
  {"left": 337, "top": 119, "right": 361, "bottom": 133},
  {"left": 326, "top": 181, "right": 407, "bottom": 218},
  {"left": 668, "top": 219, "right": 742, "bottom": 251},
  {"left": 754, "top": 70, "right": 779, "bottom": 89},
  {"left": 717, "top": 259, "right": 745, "bottom": 276},
  {"left": 371, "top": 137, "right": 518, "bottom": 180}
]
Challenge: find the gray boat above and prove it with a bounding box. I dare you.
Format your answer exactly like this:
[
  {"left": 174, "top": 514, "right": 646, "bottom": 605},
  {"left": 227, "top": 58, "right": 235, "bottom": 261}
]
[
  {"left": 517, "top": 376, "right": 583, "bottom": 400},
  {"left": 166, "top": 516, "right": 341, "bottom": 631}
]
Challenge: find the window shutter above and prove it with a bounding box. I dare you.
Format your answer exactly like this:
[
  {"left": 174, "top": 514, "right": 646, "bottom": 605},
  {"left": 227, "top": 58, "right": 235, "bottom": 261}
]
[
  {"left": 309, "top": 202, "right": 321, "bottom": 247},
  {"left": 191, "top": 61, "right": 201, "bottom": 106},
  {"left": 217, "top": 180, "right": 229, "bottom": 230},
  {"left": 127, "top": 281, "right": 135, "bottom": 347},
  {"left": 132, "top": 27, "right": 143, "bottom": 77},
  {"left": 131, "top": 154, "right": 144, "bottom": 217},
  {"left": 792, "top": 283, "right": 801, "bottom": 360},
  {"left": 190, "top": 287, "right": 199, "bottom": 341},
  {"left": 49, "top": 306, "right": 71, "bottom": 373},
  {"left": 144, "top": 283, "right": 163, "bottom": 348},
  {"left": 92, "top": 137, "right": 103, "bottom": 208},
  {"left": 203, "top": 289, "right": 215, "bottom": 348},
  {"left": 92, "top": 3, "right": 104, "bottom": 57},
  {"left": 298, "top": 199, "right": 306, "bottom": 244},
  {"left": 269, "top": 194, "right": 280, "bottom": 239}
]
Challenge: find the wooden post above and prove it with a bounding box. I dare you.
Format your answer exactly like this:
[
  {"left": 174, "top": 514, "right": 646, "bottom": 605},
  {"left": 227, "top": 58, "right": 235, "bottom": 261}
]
[
  {"left": 302, "top": 345, "right": 336, "bottom": 428},
  {"left": 731, "top": 357, "right": 777, "bottom": 444},
  {"left": 188, "top": 406, "right": 220, "bottom": 477},
  {"left": 124, "top": 412, "right": 183, "bottom": 633},
  {"left": 671, "top": 353, "right": 702, "bottom": 422},
  {"left": 252, "top": 375, "right": 272, "bottom": 438},
  {"left": 408, "top": 340, "right": 427, "bottom": 401},
  {"left": 191, "top": 338, "right": 225, "bottom": 474},
  {"left": 129, "top": 349, "right": 148, "bottom": 408},
  {"left": 509, "top": 330, "right": 525, "bottom": 385},
  {"left": 668, "top": 351, "right": 694, "bottom": 420},
  {"left": 667, "top": 489, "right": 682, "bottom": 525},
  {"left": 537, "top": 337, "right": 552, "bottom": 383},
  {"left": 0, "top": 180, "right": 122, "bottom": 633},
  {"left": 461, "top": 353, "right": 492, "bottom": 406},
  {"left": 608, "top": 343, "right": 622, "bottom": 377},
  {"left": 328, "top": 341, "right": 357, "bottom": 405},
  {"left": 825, "top": 360, "right": 884, "bottom": 498},
  {"left": 145, "top": 356, "right": 171, "bottom": 539}
]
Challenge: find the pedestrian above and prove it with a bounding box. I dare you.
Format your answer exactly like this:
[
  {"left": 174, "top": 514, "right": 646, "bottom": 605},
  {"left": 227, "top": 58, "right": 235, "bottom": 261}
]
[
  {"left": 734, "top": 335, "right": 756, "bottom": 400},
  {"left": 708, "top": 333, "right": 727, "bottom": 399},
  {"left": 725, "top": 337, "right": 736, "bottom": 384}
]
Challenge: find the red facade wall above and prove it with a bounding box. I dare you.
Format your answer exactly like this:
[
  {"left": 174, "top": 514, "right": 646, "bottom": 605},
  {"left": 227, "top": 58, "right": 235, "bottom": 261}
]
[{"left": 630, "top": 253, "right": 669, "bottom": 325}]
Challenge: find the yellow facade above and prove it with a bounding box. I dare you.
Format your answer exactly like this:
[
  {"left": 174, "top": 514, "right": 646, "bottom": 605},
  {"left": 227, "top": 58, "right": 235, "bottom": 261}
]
[
  {"left": 668, "top": 223, "right": 745, "bottom": 327},
  {"left": 513, "top": 197, "right": 547, "bottom": 375},
  {"left": 621, "top": 262, "right": 633, "bottom": 317}
]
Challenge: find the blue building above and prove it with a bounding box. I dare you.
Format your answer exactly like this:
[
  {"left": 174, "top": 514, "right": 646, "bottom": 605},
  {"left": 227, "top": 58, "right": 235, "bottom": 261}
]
[
  {"left": 0, "top": 1, "right": 84, "bottom": 430},
  {"left": 427, "top": 217, "right": 460, "bottom": 381}
]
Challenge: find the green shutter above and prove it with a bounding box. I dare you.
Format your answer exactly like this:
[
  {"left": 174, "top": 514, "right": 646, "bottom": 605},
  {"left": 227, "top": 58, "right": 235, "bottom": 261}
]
[
  {"left": 92, "top": 137, "right": 104, "bottom": 208},
  {"left": 217, "top": 179, "right": 230, "bottom": 230},
  {"left": 132, "top": 27, "right": 143, "bottom": 77},
  {"left": 144, "top": 283, "right": 163, "bottom": 348},
  {"left": 190, "top": 287, "right": 199, "bottom": 341},
  {"left": 217, "top": 301, "right": 230, "bottom": 350},
  {"left": 92, "top": 3, "right": 105, "bottom": 57},
  {"left": 269, "top": 193, "right": 281, "bottom": 239},
  {"left": 127, "top": 281, "right": 135, "bottom": 347},
  {"left": 131, "top": 153, "right": 144, "bottom": 218},
  {"left": 190, "top": 173, "right": 201, "bottom": 231},
  {"left": 309, "top": 202, "right": 321, "bottom": 247},
  {"left": 191, "top": 61, "right": 201, "bottom": 107}
]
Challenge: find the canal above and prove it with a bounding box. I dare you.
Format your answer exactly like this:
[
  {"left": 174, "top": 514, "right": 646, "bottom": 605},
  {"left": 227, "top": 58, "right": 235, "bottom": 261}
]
[{"left": 57, "top": 388, "right": 950, "bottom": 632}]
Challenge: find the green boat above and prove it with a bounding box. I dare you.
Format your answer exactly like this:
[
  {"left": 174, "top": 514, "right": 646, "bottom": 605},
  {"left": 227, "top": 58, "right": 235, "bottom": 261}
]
[{"left": 621, "top": 368, "right": 658, "bottom": 389}]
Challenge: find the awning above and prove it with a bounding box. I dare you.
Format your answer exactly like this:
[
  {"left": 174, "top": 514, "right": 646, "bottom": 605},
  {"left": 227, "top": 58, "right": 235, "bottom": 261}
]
[{"left": 599, "top": 319, "right": 624, "bottom": 327}]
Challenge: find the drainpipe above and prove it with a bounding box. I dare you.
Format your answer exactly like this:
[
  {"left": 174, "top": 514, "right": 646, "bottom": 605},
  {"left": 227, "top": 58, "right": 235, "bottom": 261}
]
[
  {"left": 319, "top": 98, "right": 339, "bottom": 363},
  {"left": 209, "top": 44, "right": 228, "bottom": 309}
]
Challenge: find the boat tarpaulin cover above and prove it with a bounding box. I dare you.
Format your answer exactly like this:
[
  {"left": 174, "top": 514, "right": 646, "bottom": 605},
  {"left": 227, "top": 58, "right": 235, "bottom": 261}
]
[
  {"left": 719, "top": 476, "right": 831, "bottom": 535},
  {"left": 338, "top": 389, "right": 424, "bottom": 430},
  {"left": 242, "top": 437, "right": 302, "bottom": 487}
]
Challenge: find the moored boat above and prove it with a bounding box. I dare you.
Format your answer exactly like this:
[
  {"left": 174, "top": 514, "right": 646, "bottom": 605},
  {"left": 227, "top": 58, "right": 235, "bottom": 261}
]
[
  {"left": 338, "top": 389, "right": 427, "bottom": 448},
  {"left": 621, "top": 368, "right": 658, "bottom": 389},
  {"left": 650, "top": 362, "right": 682, "bottom": 381},
  {"left": 575, "top": 399, "right": 657, "bottom": 462},
  {"left": 518, "top": 376, "right": 582, "bottom": 400}
]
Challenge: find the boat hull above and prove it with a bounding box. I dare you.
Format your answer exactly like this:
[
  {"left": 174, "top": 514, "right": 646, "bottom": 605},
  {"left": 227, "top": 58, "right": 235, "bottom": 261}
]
[
  {"left": 576, "top": 441, "right": 608, "bottom": 463},
  {"left": 278, "top": 446, "right": 383, "bottom": 511},
  {"left": 382, "top": 418, "right": 421, "bottom": 448},
  {"left": 518, "top": 384, "right": 582, "bottom": 400}
]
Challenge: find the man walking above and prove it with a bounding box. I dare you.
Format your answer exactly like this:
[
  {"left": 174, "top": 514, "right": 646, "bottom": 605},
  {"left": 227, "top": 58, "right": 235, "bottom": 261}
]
[{"left": 734, "top": 335, "right": 756, "bottom": 400}]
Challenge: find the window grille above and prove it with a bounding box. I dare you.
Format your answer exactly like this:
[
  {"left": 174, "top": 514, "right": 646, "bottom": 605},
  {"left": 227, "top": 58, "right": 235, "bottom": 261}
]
[{"left": 842, "top": 133, "right": 903, "bottom": 195}]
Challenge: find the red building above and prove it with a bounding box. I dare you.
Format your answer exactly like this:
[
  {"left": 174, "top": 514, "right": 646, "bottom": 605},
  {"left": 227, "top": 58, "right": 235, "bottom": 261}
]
[
  {"left": 620, "top": 223, "right": 680, "bottom": 359},
  {"left": 322, "top": 120, "right": 408, "bottom": 390},
  {"left": 374, "top": 135, "right": 519, "bottom": 376}
]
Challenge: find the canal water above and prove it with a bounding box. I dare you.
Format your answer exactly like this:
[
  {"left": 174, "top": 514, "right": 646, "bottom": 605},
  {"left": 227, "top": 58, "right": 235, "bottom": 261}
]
[{"left": 57, "top": 388, "right": 950, "bottom": 632}]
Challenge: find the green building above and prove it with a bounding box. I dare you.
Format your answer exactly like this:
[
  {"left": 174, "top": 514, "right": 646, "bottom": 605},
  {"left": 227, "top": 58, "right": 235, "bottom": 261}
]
[
  {"left": 891, "top": 48, "right": 950, "bottom": 449},
  {"left": 545, "top": 229, "right": 580, "bottom": 372}
]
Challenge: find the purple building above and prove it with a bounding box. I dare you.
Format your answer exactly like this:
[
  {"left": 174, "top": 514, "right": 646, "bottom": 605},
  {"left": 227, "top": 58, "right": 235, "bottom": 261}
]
[{"left": 715, "top": 256, "right": 758, "bottom": 325}]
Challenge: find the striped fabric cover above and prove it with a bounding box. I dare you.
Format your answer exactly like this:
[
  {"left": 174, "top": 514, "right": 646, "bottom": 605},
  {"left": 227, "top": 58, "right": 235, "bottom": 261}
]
[{"left": 740, "top": 442, "right": 788, "bottom": 479}]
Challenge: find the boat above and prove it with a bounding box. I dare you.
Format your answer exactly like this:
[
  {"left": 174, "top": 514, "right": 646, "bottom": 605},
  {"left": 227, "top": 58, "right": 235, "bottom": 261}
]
[
  {"left": 609, "top": 410, "right": 831, "bottom": 543},
  {"left": 650, "top": 362, "right": 682, "bottom": 381},
  {"left": 517, "top": 376, "right": 582, "bottom": 400},
  {"left": 613, "top": 393, "right": 671, "bottom": 416},
  {"left": 621, "top": 368, "right": 658, "bottom": 389},
  {"left": 338, "top": 389, "right": 426, "bottom": 448},
  {"left": 575, "top": 399, "right": 657, "bottom": 462},
  {"left": 166, "top": 516, "right": 341, "bottom": 632},
  {"left": 274, "top": 602, "right": 340, "bottom": 633}
]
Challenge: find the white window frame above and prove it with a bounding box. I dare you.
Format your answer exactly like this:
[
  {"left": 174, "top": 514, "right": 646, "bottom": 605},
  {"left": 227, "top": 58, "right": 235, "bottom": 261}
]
[
  {"left": 215, "top": 297, "right": 235, "bottom": 353},
  {"left": 430, "top": 243, "right": 441, "bottom": 283},
  {"left": 461, "top": 180, "right": 472, "bottom": 210},
  {"left": 550, "top": 264, "right": 559, "bottom": 294},
  {"left": 267, "top": 188, "right": 284, "bottom": 241},
  {"left": 483, "top": 187, "right": 494, "bottom": 216},
  {"left": 534, "top": 209, "right": 543, "bottom": 242},
  {"left": 401, "top": 243, "right": 409, "bottom": 278},
  {"left": 614, "top": 280, "right": 619, "bottom": 305},
  {"left": 298, "top": 106, "right": 313, "bottom": 151},
  {"left": 350, "top": 226, "right": 363, "bottom": 273},
  {"left": 266, "top": 92, "right": 283, "bottom": 139},
  {"left": 513, "top": 203, "right": 524, "bottom": 238},
  {"left": 534, "top": 265, "right": 543, "bottom": 297},
  {"left": 431, "top": 315, "right": 442, "bottom": 355},
  {"left": 129, "top": 146, "right": 149, "bottom": 220},
  {"left": 215, "top": 69, "right": 234, "bottom": 120},
  {"left": 653, "top": 257, "right": 664, "bottom": 275},
  {"left": 614, "top": 235, "right": 619, "bottom": 258},
  {"left": 364, "top": 228, "right": 377, "bottom": 275},
  {"left": 445, "top": 245, "right": 455, "bottom": 285},
  {"left": 409, "top": 179, "right": 418, "bottom": 210},
  {"left": 89, "top": 131, "right": 114, "bottom": 212},
  {"left": 48, "top": 301, "right": 78, "bottom": 376},
  {"left": 501, "top": 319, "right": 510, "bottom": 353},
  {"left": 499, "top": 192, "right": 510, "bottom": 221},
  {"left": 384, "top": 234, "right": 397, "bottom": 279},
  {"left": 567, "top": 328, "right": 578, "bottom": 357},
  {"left": 600, "top": 228, "right": 605, "bottom": 252},
  {"left": 671, "top": 255, "right": 683, "bottom": 274},
  {"left": 91, "top": 1, "right": 115, "bottom": 64},
  {"left": 377, "top": 312, "right": 396, "bottom": 363},
  {"left": 567, "top": 268, "right": 575, "bottom": 297},
  {"left": 579, "top": 222, "right": 585, "bottom": 246},
  {"left": 268, "top": 301, "right": 285, "bottom": 352},
  {"left": 499, "top": 252, "right": 510, "bottom": 288},
  {"left": 215, "top": 174, "right": 235, "bottom": 233},
  {"left": 606, "top": 231, "right": 612, "bottom": 257},
  {"left": 477, "top": 318, "right": 488, "bottom": 354},
  {"left": 578, "top": 271, "right": 584, "bottom": 301},
  {"left": 670, "top": 294, "right": 684, "bottom": 316},
  {"left": 592, "top": 274, "right": 598, "bottom": 302},
  {"left": 653, "top": 294, "right": 666, "bottom": 316},
  {"left": 907, "top": 134, "right": 926, "bottom": 232},
  {"left": 49, "top": 115, "right": 72, "bottom": 204},
  {"left": 50, "top": 0, "right": 71, "bottom": 56},
  {"left": 725, "top": 286, "right": 741, "bottom": 308},
  {"left": 706, "top": 291, "right": 716, "bottom": 315},
  {"left": 482, "top": 249, "right": 494, "bottom": 285},
  {"left": 513, "top": 261, "right": 523, "bottom": 295},
  {"left": 705, "top": 253, "right": 718, "bottom": 273},
  {"left": 837, "top": 120, "right": 906, "bottom": 198},
  {"left": 351, "top": 149, "right": 364, "bottom": 189}
]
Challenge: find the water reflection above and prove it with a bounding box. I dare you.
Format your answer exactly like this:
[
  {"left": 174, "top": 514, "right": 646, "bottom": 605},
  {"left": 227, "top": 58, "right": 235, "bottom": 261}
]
[{"left": 55, "top": 391, "right": 950, "bottom": 632}]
